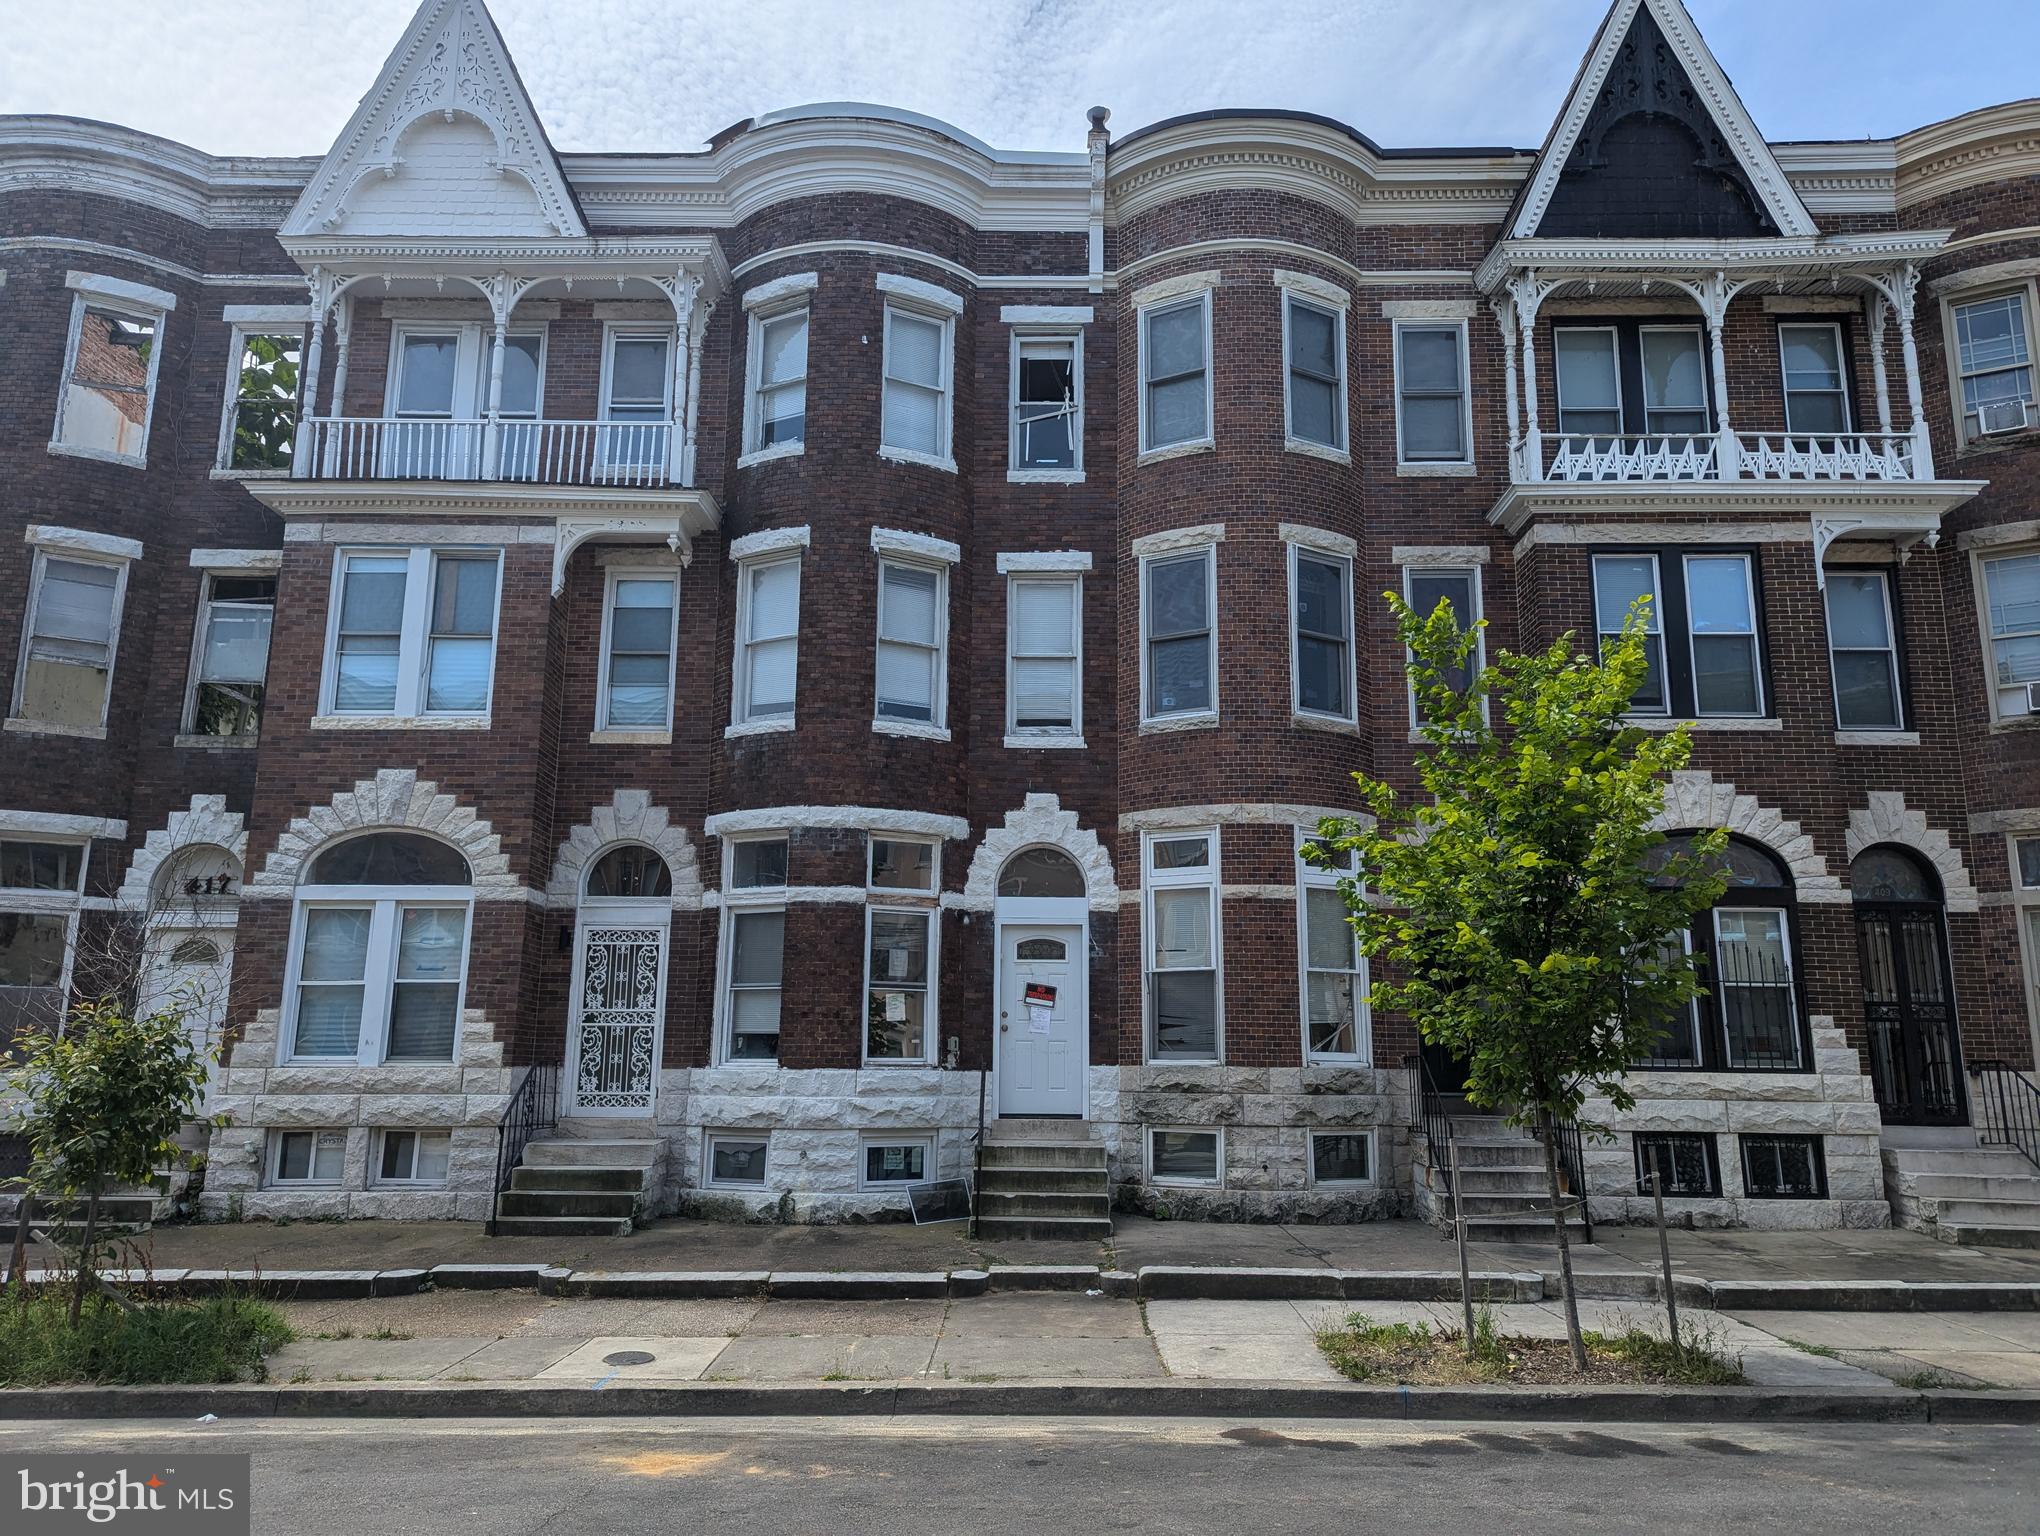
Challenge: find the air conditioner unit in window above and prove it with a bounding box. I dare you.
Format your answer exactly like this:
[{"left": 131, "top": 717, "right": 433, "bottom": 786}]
[
  {"left": 1979, "top": 398, "right": 2030, "bottom": 436},
  {"left": 2026, "top": 680, "right": 2040, "bottom": 715}
]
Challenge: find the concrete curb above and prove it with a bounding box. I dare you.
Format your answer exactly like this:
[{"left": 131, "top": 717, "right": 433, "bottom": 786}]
[
  {"left": 5, "top": 1380, "right": 2036, "bottom": 1425},
  {"left": 34, "top": 1266, "right": 2040, "bottom": 1310}
]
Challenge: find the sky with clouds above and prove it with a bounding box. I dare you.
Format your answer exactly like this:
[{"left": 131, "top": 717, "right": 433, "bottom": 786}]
[{"left": 3, "top": 1, "right": 2034, "bottom": 160}]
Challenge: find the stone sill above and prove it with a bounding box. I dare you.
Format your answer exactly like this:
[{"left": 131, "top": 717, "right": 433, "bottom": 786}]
[
  {"left": 736, "top": 442, "right": 804, "bottom": 471},
  {"left": 47, "top": 440, "right": 147, "bottom": 470},
  {"left": 1835, "top": 729, "right": 1920, "bottom": 747},
  {"left": 590, "top": 729, "right": 672, "bottom": 745},
  {"left": 4, "top": 716, "right": 106, "bottom": 740},
  {"left": 1004, "top": 733, "right": 1086, "bottom": 750},
  {"left": 309, "top": 714, "right": 492, "bottom": 731},
  {"left": 873, "top": 719, "right": 951, "bottom": 743},
  {"left": 1626, "top": 716, "right": 1784, "bottom": 733},
  {"left": 1136, "top": 439, "right": 1215, "bottom": 468},
  {"left": 725, "top": 718, "right": 796, "bottom": 739},
  {"left": 172, "top": 732, "right": 259, "bottom": 749},
  {"left": 1397, "top": 460, "right": 1476, "bottom": 478},
  {"left": 1293, "top": 711, "right": 1360, "bottom": 736},
  {"left": 1285, "top": 437, "right": 1351, "bottom": 465},
  {"left": 1008, "top": 468, "right": 1085, "bottom": 485},
  {"left": 1140, "top": 711, "right": 1219, "bottom": 735}
]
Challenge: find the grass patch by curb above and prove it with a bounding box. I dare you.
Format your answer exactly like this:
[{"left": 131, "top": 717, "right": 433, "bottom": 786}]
[
  {"left": 0, "top": 1288, "right": 294, "bottom": 1386},
  {"left": 1315, "top": 1308, "right": 1743, "bottom": 1387}
]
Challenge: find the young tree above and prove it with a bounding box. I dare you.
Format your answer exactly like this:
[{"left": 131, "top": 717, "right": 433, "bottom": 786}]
[
  {"left": 10, "top": 999, "right": 212, "bottom": 1323},
  {"left": 1316, "top": 595, "right": 1727, "bottom": 1368}
]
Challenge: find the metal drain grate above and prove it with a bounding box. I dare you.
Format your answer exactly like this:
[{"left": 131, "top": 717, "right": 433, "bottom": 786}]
[{"left": 602, "top": 1350, "right": 656, "bottom": 1367}]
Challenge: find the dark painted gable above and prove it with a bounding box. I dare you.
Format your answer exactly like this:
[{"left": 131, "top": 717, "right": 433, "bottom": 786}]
[{"left": 1538, "top": 4, "right": 1775, "bottom": 239}]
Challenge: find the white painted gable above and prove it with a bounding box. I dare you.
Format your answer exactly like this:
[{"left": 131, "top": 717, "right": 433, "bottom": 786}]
[
  {"left": 1510, "top": 0, "right": 1817, "bottom": 241},
  {"left": 282, "top": 0, "right": 584, "bottom": 240}
]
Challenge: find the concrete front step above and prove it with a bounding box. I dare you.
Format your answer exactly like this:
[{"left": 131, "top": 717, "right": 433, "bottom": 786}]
[
  {"left": 970, "top": 1164, "right": 1112, "bottom": 1195},
  {"left": 489, "top": 1214, "right": 633, "bottom": 1238},
  {"left": 985, "top": 1118, "right": 1102, "bottom": 1145},
  {"left": 979, "top": 1144, "right": 1107, "bottom": 1172},
  {"left": 975, "top": 1213, "right": 1113, "bottom": 1241},
  {"left": 1928, "top": 1197, "right": 2040, "bottom": 1229},
  {"left": 1902, "top": 1172, "right": 2040, "bottom": 1201},
  {"left": 495, "top": 1189, "right": 639, "bottom": 1220},
  {"left": 1461, "top": 1218, "right": 1591, "bottom": 1243},
  {"left": 1441, "top": 1139, "right": 1547, "bottom": 1169},
  {"left": 975, "top": 1190, "right": 1112, "bottom": 1220},
  {"left": 522, "top": 1138, "right": 660, "bottom": 1169},
  {"left": 508, "top": 1165, "right": 647, "bottom": 1193},
  {"left": 1438, "top": 1165, "right": 1549, "bottom": 1193},
  {"left": 1938, "top": 1222, "right": 2040, "bottom": 1250},
  {"left": 1889, "top": 1148, "right": 2036, "bottom": 1176}
]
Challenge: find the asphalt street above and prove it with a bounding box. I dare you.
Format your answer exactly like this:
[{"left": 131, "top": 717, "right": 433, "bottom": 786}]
[{"left": 7, "top": 1415, "right": 2035, "bottom": 1534}]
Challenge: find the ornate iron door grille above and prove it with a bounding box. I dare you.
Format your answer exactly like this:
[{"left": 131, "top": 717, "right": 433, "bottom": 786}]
[
  {"left": 1856, "top": 903, "right": 1964, "bottom": 1126},
  {"left": 571, "top": 925, "right": 664, "bottom": 1114}
]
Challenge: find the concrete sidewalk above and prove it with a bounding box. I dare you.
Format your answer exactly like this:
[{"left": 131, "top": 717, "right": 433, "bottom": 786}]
[
  {"left": 251, "top": 1289, "right": 2040, "bottom": 1394},
  {"left": 88, "top": 1213, "right": 2040, "bottom": 1286}
]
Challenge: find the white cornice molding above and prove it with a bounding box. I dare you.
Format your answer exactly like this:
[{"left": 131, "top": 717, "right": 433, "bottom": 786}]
[
  {"left": 246, "top": 479, "right": 720, "bottom": 528},
  {"left": 742, "top": 270, "right": 819, "bottom": 311},
  {"left": 66, "top": 268, "right": 177, "bottom": 312},
  {"left": 875, "top": 271, "right": 964, "bottom": 314},
  {"left": 0, "top": 118, "right": 311, "bottom": 229},
  {"left": 728, "top": 525, "right": 812, "bottom": 562},
  {"left": 870, "top": 526, "right": 962, "bottom": 565},
  {"left": 1474, "top": 229, "right": 1954, "bottom": 294},
  {"left": 702, "top": 804, "right": 970, "bottom": 841},
  {"left": 1117, "top": 238, "right": 1473, "bottom": 293},
  {"left": 1491, "top": 480, "right": 1984, "bottom": 536},
  {"left": 1895, "top": 99, "right": 2040, "bottom": 210},
  {"left": 996, "top": 550, "right": 1093, "bottom": 573},
  {"left": 26, "top": 524, "right": 144, "bottom": 561}
]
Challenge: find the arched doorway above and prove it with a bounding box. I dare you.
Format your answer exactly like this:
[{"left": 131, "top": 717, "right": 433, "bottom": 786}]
[
  {"left": 994, "top": 847, "right": 1087, "bottom": 1119},
  {"left": 568, "top": 844, "right": 673, "bottom": 1117},
  {"left": 138, "top": 842, "right": 243, "bottom": 1107},
  {"left": 1853, "top": 845, "right": 1964, "bottom": 1126}
]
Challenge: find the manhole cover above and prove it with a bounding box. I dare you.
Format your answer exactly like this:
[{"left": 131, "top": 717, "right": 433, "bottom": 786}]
[{"left": 602, "top": 1350, "right": 655, "bottom": 1367}]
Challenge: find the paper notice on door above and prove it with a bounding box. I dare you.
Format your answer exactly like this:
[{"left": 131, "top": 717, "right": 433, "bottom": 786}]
[{"left": 1027, "top": 1002, "right": 1052, "bottom": 1033}]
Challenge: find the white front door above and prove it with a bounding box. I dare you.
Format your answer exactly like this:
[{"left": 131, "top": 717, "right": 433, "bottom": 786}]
[
  {"left": 568, "top": 918, "right": 668, "bottom": 1116},
  {"left": 998, "top": 923, "right": 1084, "bottom": 1117},
  {"left": 139, "top": 928, "right": 233, "bottom": 1110}
]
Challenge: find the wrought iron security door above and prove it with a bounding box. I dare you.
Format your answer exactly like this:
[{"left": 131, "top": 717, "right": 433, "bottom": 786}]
[
  {"left": 1857, "top": 904, "right": 1964, "bottom": 1126},
  {"left": 569, "top": 923, "right": 667, "bottom": 1115}
]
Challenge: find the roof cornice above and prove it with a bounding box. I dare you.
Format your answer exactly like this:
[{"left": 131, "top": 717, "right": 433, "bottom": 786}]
[
  {"left": 1894, "top": 99, "right": 2040, "bottom": 210},
  {"left": 0, "top": 117, "right": 311, "bottom": 228}
]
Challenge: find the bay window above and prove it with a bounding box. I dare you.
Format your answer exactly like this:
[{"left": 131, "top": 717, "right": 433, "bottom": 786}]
[
  {"left": 744, "top": 298, "right": 809, "bottom": 457},
  {"left": 1981, "top": 549, "right": 2040, "bottom": 719},
  {"left": 1140, "top": 294, "right": 1211, "bottom": 453},
  {"left": 875, "top": 559, "right": 947, "bottom": 727},
  {"left": 1949, "top": 288, "right": 2035, "bottom": 443},
  {"left": 731, "top": 550, "right": 802, "bottom": 727},
  {"left": 1298, "top": 832, "right": 1365, "bottom": 1061},
  {"left": 1141, "top": 546, "right": 1216, "bottom": 723},
  {"left": 53, "top": 275, "right": 171, "bottom": 465},
  {"left": 187, "top": 571, "right": 276, "bottom": 737},
  {"left": 720, "top": 835, "right": 787, "bottom": 1062},
  {"left": 1144, "top": 830, "right": 1220, "bottom": 1062},
  {"left": 0, "top": 837, "right": 85, "bottom": 1040},
  {"left": 865, "top": 908, "right": 935, "bottom": 1063},
  {"left": 1284, "top": 294, "right": 1345, "bottom": 451},
  {"left": 1291, "top": 546, "right": 1354, "bottom": 722},
  {"left": 880, "top": 300, "right": 955, "bottom": 466}
]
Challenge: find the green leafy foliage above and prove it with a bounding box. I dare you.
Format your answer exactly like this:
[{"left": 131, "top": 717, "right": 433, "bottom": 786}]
[
  {"left": 0, "top": 1292, "right": 291, "bottom": 1385},
  {"left": 229, "top": 332, "right": 300, "bottom": 470}
]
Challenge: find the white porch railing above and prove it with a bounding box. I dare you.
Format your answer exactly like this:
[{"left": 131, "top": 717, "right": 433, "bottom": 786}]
[
  {"left": 298, "top": 417, "right": 678, "bottom": 486},
  {"left": 1530, "top": 429, "right": 1926, "bottom": 485}
]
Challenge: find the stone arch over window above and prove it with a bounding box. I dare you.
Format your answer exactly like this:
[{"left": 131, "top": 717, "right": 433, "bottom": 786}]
[
  {"left": 1845, "top": 792, "right": 1980, "bottom": 914},
  {"left": 245, "top": 769, "right": 520, "bottom": 899},
  {"left": 117, "top": 795, "right": 249, "bottom": 910},
  {"left": 959, "top": 793, "right": 1116, "bottom": 911},
  {"left": 1650, "top": 770, "right": 1843, "bottom": 902},
  {"left": 545, "top": 789, "right": 702, "bottom": 911}
]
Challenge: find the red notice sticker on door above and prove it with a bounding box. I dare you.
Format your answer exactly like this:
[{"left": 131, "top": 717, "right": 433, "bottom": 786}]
[{"left": 1023, "top": 983, "right": 1057, "bottom": 1008}]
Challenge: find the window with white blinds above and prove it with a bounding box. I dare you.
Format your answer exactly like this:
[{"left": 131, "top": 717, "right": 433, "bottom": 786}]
[
  {"left": 735, "top": 555, "right": 801, "bottom": 723},
  {"left": 599, "top": 572, "right": 678, "bottom": 730},
  {"left": 875, "top": 560, "right": 946, "bottom": 726},
  {"left": 15, "top": 550, "right": 130, "bottom": 731},
  {"left": 323, "top": 547, "right": 501, "bottom": 719},
  {"left": 1007, "top": 576, "right": 1081, "bottom": 738},
  {"left": 882, "top": 304, "right": 952, "bottom": 462}
]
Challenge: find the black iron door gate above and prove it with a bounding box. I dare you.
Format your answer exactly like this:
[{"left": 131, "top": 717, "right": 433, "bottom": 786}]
[{"left": 1856, "top": 903, "right": 1964, "bottom": 1126}]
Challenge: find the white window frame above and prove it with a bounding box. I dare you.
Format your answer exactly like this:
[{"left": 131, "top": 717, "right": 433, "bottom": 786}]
[
  {"left": 1007, "top": 328, "right": 1084, "bottom": 482},
  {"left": 1142, "top": 828, "right": 1222, "bottom": 1064},
  {"left": 862, "top": 901, "right": 939, "bottom": 1067},
  {"left": 1638, "top": 324, "right": 1709, "bottom": 437},
  {"left": 1137, "top": 290, "right": 1214, "bottom": 457},
  {"left": 878, "top": 283, "right": 959, "bottom": 472},
  {"left": 595, "top": 566, "right": 680, "bottom": 733},
  {"left": 716, "top": 834, "right": 789, "bottom": 1066},
  {"left": 1823, "top": 566, "right": 1903, "bottom": 732},
  {"left": 1281, "top": 291, "right": 1348, "bottom": 456},
  {"left": 872, "top": 555, "right": 951, "bottom": 735},
  {"left": 1594, "top": 551, "right": 1670, "bottom": 718},
  {"left": 1553, "top": 324, "right": 1622, "bottom": 440},
  {"left": 0, "top": 831, "right": 90, "bottom": 1038},
  {"left": 1392, "top": 319, "right": 1473, "bottom": 468},
  {"left": 11, "top": 543, "right": 134, "bottom": 736},
  {"left": 1297, "top": 829, "right": 1368, "bottom": 1064},
  {"left": 266, "top": 1129, "right": 348, "bottom": 1188},
  {"left": 1682, "top": 552, "right": 1766, "bottom": 720},
  {"left": 1307, "top": 1129, "right": 1377, "bottom": 1188},
  {"left": 1713, "top": 904, "right": 1801, "bottom": 1071},
  {"left": 729, "top": 548, "right": 803, "bottom": 732},
  {"left": 857, "top": 1132, "right": 938, "bottom": 1190},
  {"left": 704, "top": 1132, "right": 770, "bottom": 1189},
  {"left": 1400, "top": 562, "right": 1486, "bottom": 729},
  {"left": 370, "top": 1128, "right": 452, "bottom": 1187},
  {"left": 214, "top": 321, "right": 307, "bottom": 476},
  {"left": 1943, "top": 282, "right": 2040, "bottom": 450},
  {"left": 598, "top": 323, "right": 672, "bottom": 422},
  {"left": 318, "top": 546, "right": 503, "bottom": 721},
  {"left": 1289, "top": 542, "right": 1357, "bottom": 725},
  {"left": 1975, "top": 544, "right": 2040, "bottom": 722},
  {"left": 1004, "top": 571, "right": 1084, "bottom": 745},
  {"left": 1139, "top": 542, "right": 1219, "bottom": 726},
  {"left": 1147, "top": 1126, "right": 1224, "bottom": 1188},
  {"left": 741, "top": 296, "right": 811, "bottom": 464},
  {"left": 182, "top": 562, "right": 278, "bottom": 739},
  {"left": 50, "top": 275, "right": 173, "bottom": 468},
  {"left": 868, "top": 835, "right": 939, "bottom": 895},
  {"left": 279, "top": 887, "right": 473, "bottom": 1067},
  {"left": 2011, "top": 834, "right": 2040, "bottom": 1050},
  {"left": 1777, "top": 320, "right": 1851, "bottom": 437}
]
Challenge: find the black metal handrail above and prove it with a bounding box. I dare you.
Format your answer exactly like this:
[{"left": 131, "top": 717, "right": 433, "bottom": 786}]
[
  {"left": 1553, "top": 1116, "right": 1594, "bottom": 1244},
  {"left": 1972, "top": 1060, "right": 2040, "bottom": 1172},
  {"left": 487, "top": 1062, "right": 559, "bottom": 1236},
  {"left": 1403, "top": 1052, "right": 1456, "bottom": 1154},
  {"left": 969, "top": 1068, "right": 987, "bottom": 1238}
]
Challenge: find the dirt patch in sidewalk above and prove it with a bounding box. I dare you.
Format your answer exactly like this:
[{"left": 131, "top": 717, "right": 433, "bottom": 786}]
[{"left": 1315, "top": 1311, "right": 1744, "bottom": 1387}]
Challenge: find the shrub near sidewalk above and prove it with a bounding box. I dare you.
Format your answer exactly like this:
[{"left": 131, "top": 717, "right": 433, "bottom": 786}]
[
  {"left": 1315, "top": 1309, "right": 1743, "bottom": 1388},
  {"left": 0, "top": 1289, "right": 293, "bottom": 1387}
]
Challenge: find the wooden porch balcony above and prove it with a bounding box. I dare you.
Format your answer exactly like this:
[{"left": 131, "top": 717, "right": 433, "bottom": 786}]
[
  {"left": 294, "top": 416, "right": 681, "bottom": 488},
  {"left": 1524, "top": 427, "right": 1929, "bottom": 485}
]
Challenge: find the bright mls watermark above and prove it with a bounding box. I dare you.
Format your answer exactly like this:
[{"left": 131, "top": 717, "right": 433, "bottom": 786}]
[{"left": 6, "top": 1455, "right": 249, "bottom": 1534}]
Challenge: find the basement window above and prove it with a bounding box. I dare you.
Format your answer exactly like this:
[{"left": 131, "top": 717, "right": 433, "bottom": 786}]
[
  {"left": 860, "top": 1135, "right": 936, "bottom": 1188},
  {"left": 1740, "top": 1135, "right": 1827, "bottom": 1199},
  {"left": 269, "top": 1129, "right": 347, "bottom": 1187},
  {"left": 1308, "top": 1132, "right": 1373, "bottom": 1187},
  {"left": 1149, "top": 1127, "right": 1222, "bottom": 1186},
  {"left": 707, "top": 1134, "right": 768, "bottom": 1188},
  {"left": 1633, "top": 1132, "right": 1721, "bottom": 1198},
  {"left": 374, "top": 1129, "right": 451, "bottom": 1186}
]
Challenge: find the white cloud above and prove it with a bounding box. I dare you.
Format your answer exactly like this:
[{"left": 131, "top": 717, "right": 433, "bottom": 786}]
[{"left": 0, "top": 0, "right": 2034, "bottom": 161}]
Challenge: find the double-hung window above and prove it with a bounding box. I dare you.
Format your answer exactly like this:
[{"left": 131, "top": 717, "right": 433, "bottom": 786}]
[
  {"left": 0, "top": 836, "right": 86, "bottom": 1039},
  {"left": 1779, "top": 322, "right": 1850, "bottom": 435},
  {"left": 1394, "top": 321, "right": 1470, "bottom": 465},
  {"left": 285, "top": 832, "right": 472, "bottom": 1066},
  {"left": 1284, "top": 294, "right": 1345, "bottom": 451},
  {"left": 1011, "top": 333, "right": 1081, "bottom": 474},
  {"left": 600, "top": 327, "right": 671, "bottom": 472},
  {"left": 1555, "top": 327, "right": 1621, "bottom": 442},
  {"left": 218, "top": 327, "right": 304, "bottom": 472},
  {"left": 1592, "top": 551, "right": 1764, "bottom": 719},
  {"left": 1006, "top": 574, "right": 1082, "bottom": 741},
  {"left": 720, "top": 836, "right": 787, "bottom": 1062},
  {"left": 1639, "top": 326, "right": 1708, "bottom": 436},
  {"left": 187, "top": 570, "right": 276, "bottom": 737},
  {"left": 879, "top": 279, "right": 960, "bottom": 467},
  {"left": 1981, "top": 549, "right": 2040, "bottom": 719},
  {"left": 598, "top": 571, "right": 678, "bottom": 731},
  {"left": 732, "top": 546, "right": 803, "bottom": 728},
  {"left": 269, "top": 1130, "right": 347, "bottom": 1187},
  {"left": 1140, "top": 294, "right": 1211, "bottom": 453},
  {"left": 1144, "top": 830, "right": 1220, "bottom": 1062},
  {"left": 1141, "top": 546, "right": 1216, "bottom": 723},
  {"left": 1950, "top": 289, "right": 2035, "bottom": 442},
  {"left": 1402, "top": 564, "right": 1482, "bottom": 725},
  {"left": 743, "top": 293, "right": 810, "bottom": 457},
  {"left": 865, "top": 836, "right": 939, "bottom": 1064},
  {"left": 874, "top": 559, "right": 947, "bottom": 728},
  {"left": 1824, "top": 569, "right": 1903, "bottom": 730},
  {"left": 1291, "top": 544, "right": 1354, "bottom": 723},
  {"left": 375, "top": 1129, "right": 451, "bottom": 1186},
  {"left": 2015, "top": 837, "right": 2040, "bottom": 1036},
  {"left": 324, "top": 547, "right": 501, "bottom": 719},
  {"left": 53, "top": 275, "right": 172, "bottom": 465},
  {"left": 12, "top": 541, "right": 132, "bottom": 733},
  {"left": 1553, "top": 322, "right": 1709, "bottom": 447},
  {"left": 1298, "top": 833, "right": 1365, "bottom": 1061}
]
